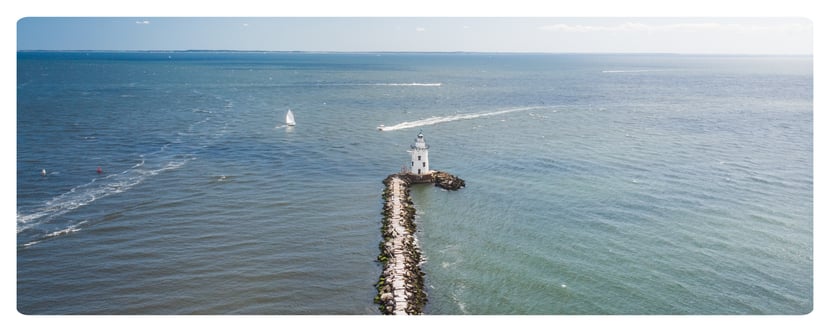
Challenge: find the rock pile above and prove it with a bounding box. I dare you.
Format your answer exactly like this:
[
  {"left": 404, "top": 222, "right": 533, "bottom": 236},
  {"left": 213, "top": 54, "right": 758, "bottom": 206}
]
[
  {"left": 432, "top": 171, "right": 465, "bottom": 190},
  {"left": 375, "top": 171, "right": 464, "bottom": 315},
  {"left": 376, "top": 175, "right": 426, "bottom": 315}
]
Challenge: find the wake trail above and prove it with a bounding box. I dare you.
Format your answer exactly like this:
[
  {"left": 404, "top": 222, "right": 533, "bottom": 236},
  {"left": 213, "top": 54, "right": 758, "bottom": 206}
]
[
  {"left": 377, "top": 106, "right": 545, "bottom": 131},
  {"left": 17, "top": 97, "right": 230, "bottom": 248}
]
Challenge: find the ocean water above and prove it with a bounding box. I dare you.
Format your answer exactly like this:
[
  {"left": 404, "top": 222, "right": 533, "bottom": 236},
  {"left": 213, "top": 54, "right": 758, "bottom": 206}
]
[{"left": 16, "top": 52, "right": 812, "bottom": 314}]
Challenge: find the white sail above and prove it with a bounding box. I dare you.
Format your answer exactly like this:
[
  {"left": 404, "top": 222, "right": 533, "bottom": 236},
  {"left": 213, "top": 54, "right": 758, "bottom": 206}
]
[{"left": 286, "top": 109, "right": 296, "bottom": 126}]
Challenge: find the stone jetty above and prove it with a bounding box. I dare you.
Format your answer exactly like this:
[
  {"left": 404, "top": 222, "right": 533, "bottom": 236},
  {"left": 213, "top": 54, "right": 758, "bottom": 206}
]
[{"left": 375, "top": 170, "right": 464, "bottom": 315}]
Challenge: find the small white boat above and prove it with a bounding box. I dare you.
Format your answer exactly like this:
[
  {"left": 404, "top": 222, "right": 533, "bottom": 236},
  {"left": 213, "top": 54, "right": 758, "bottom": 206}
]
[{"left": 285, "top": 109, "right": 296, "bottom": 126}]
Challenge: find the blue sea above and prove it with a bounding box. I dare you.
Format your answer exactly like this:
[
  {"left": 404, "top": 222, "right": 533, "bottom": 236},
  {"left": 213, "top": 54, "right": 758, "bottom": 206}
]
[{"left": 16, "top": 51, "right": 812, "bottom": 314}]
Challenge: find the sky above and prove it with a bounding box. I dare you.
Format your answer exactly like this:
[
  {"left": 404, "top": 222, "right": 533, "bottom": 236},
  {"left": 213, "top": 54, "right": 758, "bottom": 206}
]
[{"left": 16, "top": 17, "right": 812, "bottom": 54}]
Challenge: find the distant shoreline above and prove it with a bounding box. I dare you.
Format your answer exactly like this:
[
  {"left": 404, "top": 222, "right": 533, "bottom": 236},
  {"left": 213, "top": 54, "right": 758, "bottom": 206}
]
[{"left": 15, "top": 50, "right": 813, "bottom": 57}]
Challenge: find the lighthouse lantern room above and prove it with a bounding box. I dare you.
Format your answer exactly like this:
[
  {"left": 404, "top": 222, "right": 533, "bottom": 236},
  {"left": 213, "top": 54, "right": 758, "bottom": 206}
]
[{"left": 409, "top": 131, "right": 430, "bottom": 176}]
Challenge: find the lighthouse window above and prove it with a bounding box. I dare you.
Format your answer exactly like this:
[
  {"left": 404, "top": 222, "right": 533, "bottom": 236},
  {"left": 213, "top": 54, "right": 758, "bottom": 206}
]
[
  {"left": 423, "top": 162, "right": 426, "bottom": 167},
  {"left": 411, "top": 161, "right": 414, "bottom": 166},
  {"left": 418, "top": 156, "right": 421, "bottom": 161}
]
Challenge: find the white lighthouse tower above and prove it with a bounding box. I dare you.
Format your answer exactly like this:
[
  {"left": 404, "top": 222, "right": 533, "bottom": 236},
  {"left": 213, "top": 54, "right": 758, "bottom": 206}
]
[{"left": 409, "top": 131, "right": 431, "bottom": 176}]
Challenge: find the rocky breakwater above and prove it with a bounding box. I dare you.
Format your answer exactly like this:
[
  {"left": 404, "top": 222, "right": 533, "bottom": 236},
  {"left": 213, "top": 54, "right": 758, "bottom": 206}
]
[
  {"left": 431, "top": 171, "right": 466, "bottom": 190},
  {"left": 375, "top": 171, "right": 464, "bottom": 315}
]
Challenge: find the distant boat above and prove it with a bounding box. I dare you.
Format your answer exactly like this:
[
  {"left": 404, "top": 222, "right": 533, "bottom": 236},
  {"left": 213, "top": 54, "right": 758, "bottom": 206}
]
[{"left": 285, "top": 109, "right": 296, "bottom": 126}]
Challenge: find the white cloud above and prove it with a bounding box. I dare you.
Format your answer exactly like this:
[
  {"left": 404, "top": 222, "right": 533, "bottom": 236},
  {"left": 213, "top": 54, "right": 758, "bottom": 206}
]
[
  {"left": 415, "top": 27, "right": 426, "bottom": 32},
  {"left": 135, "top": 20, "right": 150, "bottom": 25},
  {"left": 538, "top": 22, "right": 645, "bottom": 32},
  {"left": 538, "top": 22, "right": 811, "bottom": 33}
]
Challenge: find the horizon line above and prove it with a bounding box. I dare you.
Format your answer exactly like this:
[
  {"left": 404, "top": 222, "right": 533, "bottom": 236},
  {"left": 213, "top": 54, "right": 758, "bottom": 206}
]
[{"left": 16, "top": 49, "right": 814, "bottom": 56}]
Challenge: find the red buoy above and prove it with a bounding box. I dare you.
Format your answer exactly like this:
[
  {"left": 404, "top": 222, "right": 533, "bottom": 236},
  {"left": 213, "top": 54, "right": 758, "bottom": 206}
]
[{"left": 97, "top": 167, "right": 102, "bottom": 174}]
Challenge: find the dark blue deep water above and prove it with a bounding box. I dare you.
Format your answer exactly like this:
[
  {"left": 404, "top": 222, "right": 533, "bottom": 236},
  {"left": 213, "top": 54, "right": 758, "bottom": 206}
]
[{"left": 17, "top": 52, "right": 812, "bottom": 314}]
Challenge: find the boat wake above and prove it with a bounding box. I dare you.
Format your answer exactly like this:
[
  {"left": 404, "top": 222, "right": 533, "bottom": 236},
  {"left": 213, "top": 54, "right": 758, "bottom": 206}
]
[
  {"left": 314, "top": 82, "right": 441, "bottom": 87},
  {"left": 17, "top": 154, "right": 190, "bottom": 248},
  {"left": 16, "top": 104, "right": 228, "bottom": 248},
  {"left": 267, "top": 82, "right": 442, "bottom": 88},
  {"left": 601, "top": 69, "right": 672, "bottom": 73},
  {"left": 16, "top": 91, "right": 231, "bottom": 248},
  {"left": 369, "top": 83, "right": 441, "bottom": 87},
  {"left": 377, "top": 106, "right": 544, "bottom": 131}
]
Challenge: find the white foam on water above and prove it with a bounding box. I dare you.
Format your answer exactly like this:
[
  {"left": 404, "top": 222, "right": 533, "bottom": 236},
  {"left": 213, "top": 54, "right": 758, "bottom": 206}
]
[
  {"left": 371, "top": 83, "right": 442, "bottom": 86},
  {"left": 44, "top": 221, "right": 87, "bottom": 239},
  {"left": 17, "top": 155, "right": 189, "bottom": 238},
  {"left": 601, "top": 69, "right": 672, "bottom": 73},
  {"left": 377, "top": 106, "right": 545, "bottom": 131},
  {"left": 317, "top": 82, "right": 442, "bottom": 87},
  {"left": 450, "top": 289, "right": 470, "bottom": 314},
  {"left": 18, "top": 98, "right": 227, "bottom": 247}
]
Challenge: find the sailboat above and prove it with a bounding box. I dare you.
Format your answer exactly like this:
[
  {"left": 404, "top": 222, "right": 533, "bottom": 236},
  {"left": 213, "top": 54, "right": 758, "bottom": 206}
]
[{"left": 285, "top": 109, "right": 296, "bottom": 126}]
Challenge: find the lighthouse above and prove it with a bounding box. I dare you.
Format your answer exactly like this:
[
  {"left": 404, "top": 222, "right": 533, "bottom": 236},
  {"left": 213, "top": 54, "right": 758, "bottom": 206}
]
[{"left": 409, "top": 131, "right": 431, "bottom": 176}]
